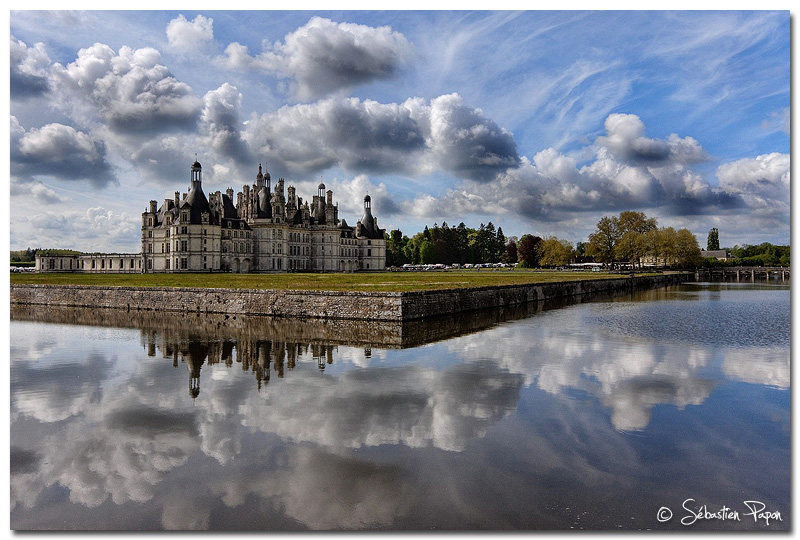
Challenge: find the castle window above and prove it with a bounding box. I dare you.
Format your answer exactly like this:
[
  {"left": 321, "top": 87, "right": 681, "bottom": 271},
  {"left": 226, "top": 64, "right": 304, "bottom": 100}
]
[
  {"left": 161, "top": 244, "right": 164, "bottom": 253},
  {"left": 181, "top": 258, "right": 188, "bottom": 269},
  {"left": 148, "top": 218, "right": 153, "bottom": 226},
  {"left": 166, "top": 230, "right": 170, "bottom": 238},
  {"left": 368, "top": 249, "right": 372, "bottom": 257},
  {"left": 148, "top": 244, "right": 153, "bottom": 253},
  {"left": 181, "top": 240, "right": 188, "bottom": 252},
  {"left": 130, "top": 260, "right": 135, "bottom": 269},
  {"left": 91, "top": 260, "right": 95, "bottom": 269},
  {"left": 101, "top": 260, "right": 105, "bottom": 269},
  {"left": 203, "top": 229, "right": 207, "bottom": 235},
  {"left": 147, "top": 260, "right": 152, "bottom": 269},
  {"left": 182, "top": 212, "right": 188, "bottom": 222},
  {"left": 166, "top": 259, "right": 170, "bottom": 269},
  {"left": 181, "top": 226, "right": 187, "bottom": 234},
  {"left": 148, "top": 231, "right": 152, "bottom": 238}
]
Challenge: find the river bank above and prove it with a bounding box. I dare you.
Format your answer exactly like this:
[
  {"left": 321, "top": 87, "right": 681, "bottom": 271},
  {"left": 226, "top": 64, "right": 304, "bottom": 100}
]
[{"left": 10, "top": 273, "right": 691, "bottom": 321}]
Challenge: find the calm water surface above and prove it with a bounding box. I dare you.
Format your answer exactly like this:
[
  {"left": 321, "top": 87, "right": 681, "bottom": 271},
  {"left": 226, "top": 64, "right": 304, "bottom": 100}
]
[{"left": 10, "top": 283, "right": 790, "bottom": 530}]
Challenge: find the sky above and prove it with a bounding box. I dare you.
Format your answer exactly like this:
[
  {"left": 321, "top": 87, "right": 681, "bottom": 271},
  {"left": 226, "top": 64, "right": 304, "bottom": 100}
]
[{"left": 7, "top": 9, "right": 792, "bottom": 253}]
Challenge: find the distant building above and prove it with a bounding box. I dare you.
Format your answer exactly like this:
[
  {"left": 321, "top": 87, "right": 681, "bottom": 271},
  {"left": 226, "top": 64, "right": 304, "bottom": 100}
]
[
  {"left": 700, "top": 249, "right": 731, "bottom": 261},
  {"left": 36, "top": 160, "right": 386, "bottom": 274}
]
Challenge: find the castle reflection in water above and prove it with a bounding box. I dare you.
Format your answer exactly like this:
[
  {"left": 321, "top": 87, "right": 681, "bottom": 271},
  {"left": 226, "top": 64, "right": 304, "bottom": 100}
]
[
  {"left": 11, "top": 297, "right": 577, "bottom": 398},
  {"left": 151, "top": 334, "right": 342, "bottom": 397}
]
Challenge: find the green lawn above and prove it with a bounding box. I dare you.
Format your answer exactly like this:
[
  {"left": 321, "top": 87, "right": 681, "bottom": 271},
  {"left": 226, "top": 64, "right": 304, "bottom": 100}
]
[{"left": 9, "top": 269, "right": 635, "bottom": 293}]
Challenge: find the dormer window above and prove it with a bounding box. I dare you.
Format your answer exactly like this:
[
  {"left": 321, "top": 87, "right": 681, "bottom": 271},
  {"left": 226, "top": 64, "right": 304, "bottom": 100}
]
[{"left": 182, "top": 212, "right": 188, "bottom": 222}]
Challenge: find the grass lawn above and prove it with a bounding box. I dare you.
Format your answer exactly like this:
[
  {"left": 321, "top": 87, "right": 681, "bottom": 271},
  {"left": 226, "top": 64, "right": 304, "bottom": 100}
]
[{"left": 9, "top": 269, "right": 636, "bottom": 293}]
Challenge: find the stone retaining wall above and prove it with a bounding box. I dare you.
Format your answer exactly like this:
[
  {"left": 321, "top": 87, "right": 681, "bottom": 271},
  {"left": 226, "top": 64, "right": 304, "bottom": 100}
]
[{"left": 10, "top": 273, "right": 691, "bottom": 321}]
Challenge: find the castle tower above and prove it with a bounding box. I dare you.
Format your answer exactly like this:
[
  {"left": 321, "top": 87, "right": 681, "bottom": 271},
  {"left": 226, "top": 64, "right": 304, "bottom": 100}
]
[{"left": 190, "top": 159, "right": 202, "bottom": 190}]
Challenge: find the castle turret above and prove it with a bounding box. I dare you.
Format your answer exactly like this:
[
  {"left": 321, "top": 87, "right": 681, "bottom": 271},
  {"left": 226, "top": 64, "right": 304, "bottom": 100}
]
[{"left": 190, "top": 159, "right": 202, "bottom": 190}]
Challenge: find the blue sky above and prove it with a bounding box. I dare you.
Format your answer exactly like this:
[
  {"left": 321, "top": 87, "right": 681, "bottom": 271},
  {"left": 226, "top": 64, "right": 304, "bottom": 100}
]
[{"left": 8, "top": 10, "right": 791, "bottom": 253}]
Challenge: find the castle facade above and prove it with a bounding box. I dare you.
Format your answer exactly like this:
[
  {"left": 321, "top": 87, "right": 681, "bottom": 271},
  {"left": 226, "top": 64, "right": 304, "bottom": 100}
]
[{"left": 36, "top": 161, "right": 386, "bottom": 274}]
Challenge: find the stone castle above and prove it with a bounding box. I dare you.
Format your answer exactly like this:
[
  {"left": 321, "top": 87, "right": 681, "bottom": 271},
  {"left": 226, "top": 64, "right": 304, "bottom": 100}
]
[{"left": 36, "top": 160, "right": 386, "bottom": 274}]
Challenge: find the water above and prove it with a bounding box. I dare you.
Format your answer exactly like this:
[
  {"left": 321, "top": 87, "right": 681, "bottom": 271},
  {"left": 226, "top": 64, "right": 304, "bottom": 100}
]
[{"left": 9, "top": 283, "right": 790, "bottom": 530}]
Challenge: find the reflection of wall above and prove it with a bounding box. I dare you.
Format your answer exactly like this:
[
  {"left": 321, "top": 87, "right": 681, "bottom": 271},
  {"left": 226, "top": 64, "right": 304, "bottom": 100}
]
[
  {"left": 11, "top": 285, "right": 669, "bottom": 351},
  {"left": 11, "top": 274, "right": 691, "bottom": 321}
]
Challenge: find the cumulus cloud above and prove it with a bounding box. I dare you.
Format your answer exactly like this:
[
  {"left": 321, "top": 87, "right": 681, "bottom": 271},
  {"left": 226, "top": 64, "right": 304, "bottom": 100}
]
[
  {"left": 51, "top": 43, "right": 202, "bottom": 134},
  {"left": 10, "top": 36, "right": 51, "bottom": 99},
  {"left": 243, "top": 94, "right": 518, "bottom": 182},
  {"left": 716, "top": 152, "right": 789, "bottom": 199},
  {"left": 11, "top": 116, "right": 117, "bottom": 187},
  {"left": 410, "top": 94, "right": 521, "bottom": 181},
  {"left": 166, "top": 14, "right": 214, "bottom": 55},
  {"left": 10, "top": 179, "right": 66, "bottom": 205},
  {"left": 218, "top": 17, "right": 413, "bottom": 101},
  {"left": 21, "top": 206, "right": 138, "bottom": 252},
  {"left": 199, "top": 83, "right": 251, "bottom": 164},
  {"left": 405, "top": 112, "right": 751, "bottom": 223},
  {"left": 301, "top": 174, "right": 399, "bottom": 218}
]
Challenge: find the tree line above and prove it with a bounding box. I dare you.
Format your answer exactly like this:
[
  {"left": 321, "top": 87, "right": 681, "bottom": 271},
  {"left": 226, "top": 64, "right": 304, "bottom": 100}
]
[
  {"left": 385, "top": 222, "right": 508, "bottom": 266},
  {"left": 386, "top": 211, "right": 712, "bottom": 269},
  {"left": 585, "top": 211, "right": 703, "bottom": 268},
  {"left": 703, "top": 243, "right": 790, "bottom": 267},
  {"left": 10, "top": 248, "right": 83, "bottom": 263}
]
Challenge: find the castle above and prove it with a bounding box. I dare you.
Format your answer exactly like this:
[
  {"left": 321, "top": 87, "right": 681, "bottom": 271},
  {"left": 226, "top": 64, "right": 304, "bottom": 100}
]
[{"left": 35, "top": 160, "right": 386, "bottom": 274}]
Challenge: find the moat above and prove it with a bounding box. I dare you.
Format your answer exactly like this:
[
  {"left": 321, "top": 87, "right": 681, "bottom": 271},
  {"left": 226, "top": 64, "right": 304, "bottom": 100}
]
[{"left": 10, "top": 282, "right": 789, "bottom": 530}]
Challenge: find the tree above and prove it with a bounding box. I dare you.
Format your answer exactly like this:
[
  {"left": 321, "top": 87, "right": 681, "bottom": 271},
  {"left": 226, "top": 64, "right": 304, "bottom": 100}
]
[
  {"left": 385, "top": 229, "right": 409, "bottom": 267},
  {"left": 707, "top": 228, "right": 720, "bottom": 251},
  {"left": 615, "top": 211, "right": 658, "bottom": 268},
  {"left": 586, "top": 216, "right": 620, "bottom": 263},
  {"left": 540, "top": 237, "right": 575, "bottom": 267},
  {"left": 419, "top": 239, "right": 434, "bottom": 264},
  {"left": 674, "top": 228, "right": 702, "bottom": 267},
  {"left": 494, "top": 227, "right": 507, "bottom": 262},
  {"left": 517, "top": 234, "right": 543, "bottom": 267},
  {"left": 502, "top": 239, "right": 518, "bottom": 264}
]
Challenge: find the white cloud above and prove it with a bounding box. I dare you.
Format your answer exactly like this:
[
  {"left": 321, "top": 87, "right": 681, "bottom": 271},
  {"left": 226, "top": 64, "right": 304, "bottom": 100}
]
[
  {"left": 21, "top": 206, "right": 138, "bottom": 252},
  {"left": 51, "top": 43, "right": 202, "bottom": 134},
  {"left": 243, "top": 93, "right": 518, "bottom": 182},
  {"left": 11, "top": 116, "right": 116, "bottom": 187},
  {"left": 716, "top": 152, "right": 790, "bottom": 198},
  {"left": 10, "top": 35, "right": 51, "bottom": 98},
  {"left": 166, "top": 14, "right": 214, "bottom": 55},
  {"left": 10, "top": 180, "right": 66, "bottom": 205},
  {"left": 403, "top": 112, "right": 749, "bottom": 225},
  {"left": 218, "top": 17, "right": 413, "bottom": 101},
  {"left": 199, "top": 83, "right": 250, "bottom": 163}
]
